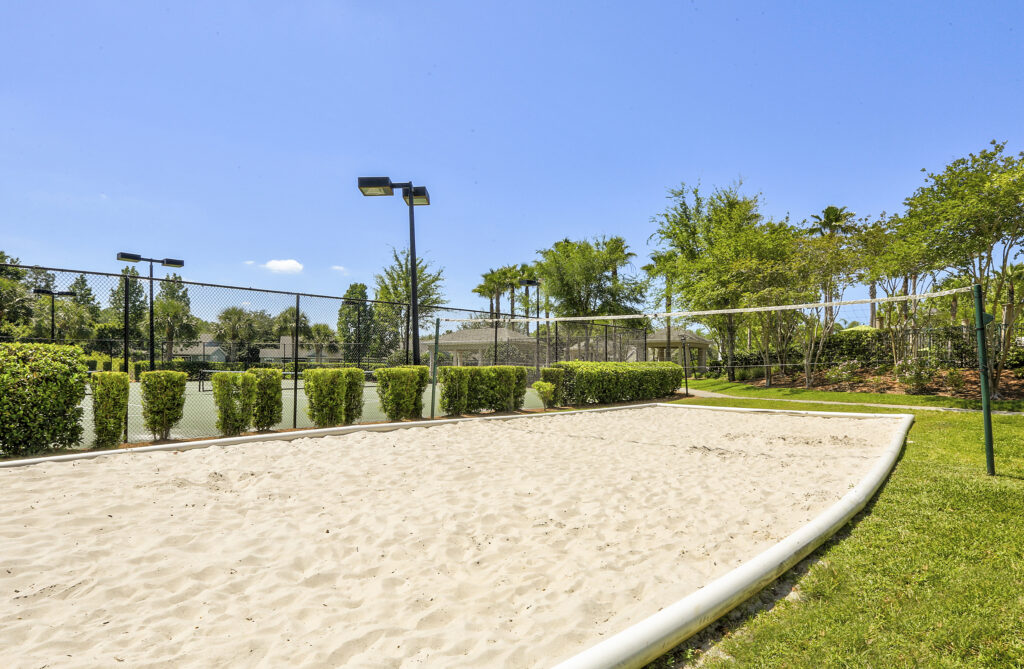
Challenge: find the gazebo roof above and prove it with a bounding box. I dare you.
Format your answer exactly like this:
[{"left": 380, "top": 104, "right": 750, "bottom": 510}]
[
  {"left": 646, "top": 328, "right": 713, "bottom": 346},
  {"left": 421, "top": 326, "right": 534, "bottom": 351}
]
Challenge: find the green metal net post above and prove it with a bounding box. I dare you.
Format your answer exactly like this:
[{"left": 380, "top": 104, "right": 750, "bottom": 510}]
[
  {"left": 430, "top": 318, "right": 440, "bottom": 420},
  {"left": 972, "top": 284, "right": 995, "bottom": 476}
]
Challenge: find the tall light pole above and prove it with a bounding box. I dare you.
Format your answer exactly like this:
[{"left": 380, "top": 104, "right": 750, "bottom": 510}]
[
  {"left": 117, "top": 253, "right": 184, "bottom": 371},
  {"left": 520, "top": 279, "right": 541, "bottom": 372},
  {"left": 32, "top": 288, "right": 76, "bottom": 343},
  {"left": 357, "top": 176, "right": 430, "bottom": 365}
]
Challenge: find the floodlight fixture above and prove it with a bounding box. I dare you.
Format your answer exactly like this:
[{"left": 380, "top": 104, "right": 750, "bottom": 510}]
[
  {"left": 358, "top": 177, "right": 395, "bottom": 196},
  {"left": 402, "top": 186, "right": 430, "bottom": 206},
  {"left": 162, "top": 258, "right": 184, "bottom": 268},
  {"left": 117, "top": 252, "right": 142, "bottom": 262},
  {"left": 356, "top": 175, "right": 432, "bottom": 364}
]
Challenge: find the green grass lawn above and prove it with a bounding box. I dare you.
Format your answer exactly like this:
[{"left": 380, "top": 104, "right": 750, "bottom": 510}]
[
  {"left": 686, "top": 378, "right": 1024, "bottom": 412},
  {"left": 646, "top": 395, "right": 1024, "bottom": 668}
]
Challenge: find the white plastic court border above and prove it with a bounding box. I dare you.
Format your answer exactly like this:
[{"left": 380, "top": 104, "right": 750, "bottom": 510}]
[{"left": 0, "top": 403, "right": 914, "bottom": 669}]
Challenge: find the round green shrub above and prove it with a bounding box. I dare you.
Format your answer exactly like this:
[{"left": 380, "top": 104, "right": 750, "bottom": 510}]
[{"left": 211, "top": 372, "right": 256, "bottom": 436}]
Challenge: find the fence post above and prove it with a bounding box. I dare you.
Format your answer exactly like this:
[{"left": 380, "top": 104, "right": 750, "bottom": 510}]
[
  {"left": 972, "top": 284, "right": 995, "bottom": 475},
  {"left": 643, "top": 329, "right": 647, "bottom": 362},
  {"left": 604, "top": 325, "right": 608, "bottom": 362},
  {"left": 356, "top": 304, "right": 362, "bottom": 369},
  {"left": 293, "top": 294, "right": 300, "bottom": 429},
  {"left": 554, "top": 321, "right": 559, "bottom": 363},
  {"left": 493, "top": 318, "right": 498, "bottom": 365},
  {"left": 123, "top": 273, "right": 130, "bottom": 442},
  {"left": 405, "top": 305, "right": 411, "bottom": 365}
]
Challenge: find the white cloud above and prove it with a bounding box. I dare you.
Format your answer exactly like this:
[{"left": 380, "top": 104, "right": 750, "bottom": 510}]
[
  {"left": 331, "top": 265, "right": 350, "bottom": 275},
  {"left": 244, "top": 260, "right": 254, "bottom": 265},
  {"left": 261, "top": 259, "right": 303, "bottom": 274}
]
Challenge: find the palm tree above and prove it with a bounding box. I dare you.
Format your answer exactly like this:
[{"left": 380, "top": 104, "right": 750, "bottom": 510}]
[
  {"left": 308, "top": 323, "right": 339, "bottom": 363},
  {"left": 213, "top": 307, "right": 257, "bottom": 362},
  {"left": 808, "top": 205, "right": 857, "bottom": 237},
  {"left": 474, "top": 269, "right": 502, "bottom": 317}
]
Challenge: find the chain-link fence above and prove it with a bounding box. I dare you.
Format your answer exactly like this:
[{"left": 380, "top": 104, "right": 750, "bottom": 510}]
[{"left": 0, "top": 263, "right": 644, "bottom": 446}]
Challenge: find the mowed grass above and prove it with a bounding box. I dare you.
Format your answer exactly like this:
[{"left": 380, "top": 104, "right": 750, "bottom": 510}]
[
  {"left": 646, "top": 395, "right": 1024, "bottom": 668},
  {"left": 686, "top": 378, "right": 1024, "bottom": 412}
]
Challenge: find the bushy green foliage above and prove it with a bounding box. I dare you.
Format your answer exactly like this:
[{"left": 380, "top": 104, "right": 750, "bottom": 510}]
[
  {"left": 437, "top": 365, "right": 528, "bottom": 415},
  {"left": 139, "top": 370, "right": 187, "bottom": 440},
  {"left": 90, "top": 371, "right": 128, "bottom": 448},
  {"left": 246, "top": 367, "right": 282, "bottom": 431},
  {"left": 133, "top": 360, "right": 149, "bottom": 381},
  {"left": 376, "top": 365, "right": 429, "bottom": 421},
  {"left": 211, "top": 372, "right": 256, "bottom": 436},
  {"left": 533, "top": 380, "right": 556, "bottom": 409},
  {"left": 540, "top": 367, "right": 565, "bottom": 406},
  {"left": 894, "top": 357, "right": 937, "bottom": 394},
  {"left": 303, "top": 368, "right": 345, "bottom": 427},
  {"left": 824, "top": 359, "right": 861, "bottom": 386},
  {"left": 340, "top": 367, "right": 365, "bottom": 425},
  {"left": 438, "top": 366, "right": 471, "bottom": 415},
  {"left": 102, "top": 359, "right": 112, "bottom": 372},
  {"left": 945, "top": 366, "right": 966, "bottom": 393},
  {"left": 552, "top": 361, "right": 684, "bottom": 404},
  {"left": 0, "top": 343, "right": 88, "bottom": 457}
]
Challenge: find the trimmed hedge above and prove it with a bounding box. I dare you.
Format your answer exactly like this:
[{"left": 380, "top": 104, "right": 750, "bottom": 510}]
[
  {"left": 540, "top": 367, "right": 566, "bottom": 407},
  {"left": 552, "top": 361, "right": 684, "bottom": 405},
  {"left": 436, "top": 365, "right": 528, "bottom": 415},
  {"left": 437, "top": 367, "right": 471, "bottom": 415},
  {"left": 90, "top": 372, "right": 128, "bottom": 448},
  {"left": 212, "top": 372, "right": 256, "bottom": 436},
  {"left": 303, "top": 368, "right": 365, "bottom": 427},
  {"left": 133, "top": 360, "right": 149, "bottom": 381},
  {"left": 139, "top": 370, "right": 187, "bottom": 441},
  {"left": 0, "top": 343, "right": 88, "bottom": 457},
  {"left": 246, "top": 368, "right": 282, "bottom": 431},
  {"left": 376, "top": 365, "right": 429, "bottom": 421}
]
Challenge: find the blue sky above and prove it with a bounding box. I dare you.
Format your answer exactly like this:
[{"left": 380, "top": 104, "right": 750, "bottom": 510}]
[{"left": 2, "top": 1, "right": 1022, "bottom": 312}]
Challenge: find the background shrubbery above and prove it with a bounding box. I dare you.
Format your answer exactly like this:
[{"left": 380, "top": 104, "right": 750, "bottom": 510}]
[
  {"left": 376, "top": 365, "right": 429, "bottom": 420},
  {"left": 552, "top": 361, "right": 684, "bottom": 405},
  {"left": 0, "top": 343, "right": 88, "bottom": 457},
  {"left": 247, "top": 367, "right": 283, "bottom": 431},
  {"left": 304, "top": 368, "right": 365, "bottom": 427},
  {"left": 211, "top": 372, "right": 256, "bottom": 436},
  {"left": 437, "top": 366, "right": 527, "bottom": 415}
]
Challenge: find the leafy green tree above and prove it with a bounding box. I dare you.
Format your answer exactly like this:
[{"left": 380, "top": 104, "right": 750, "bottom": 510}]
[
  {"left": 337, "top": 283, "right": 374, "bottom": 363},
  {"left": 53, "top": 300, "right": 94, "bottom": 344},
  {"left": 903, "top": 140, "right": 1024, "bottom": 394},
  {"left": 373, "top": 247, "right": 446, "bottom": 360},
  {"left": 108, "top": 267, "right": 147, "bottom": 345},
  {"left": 808, "top": 205, "right": 858, "bottom": 236},
  {"left": 0, "top": 252, "right": 32, "bottom": 339},
  {"left": 153, "top": 274, "right": 199, "bottom": 362},
  {"left": 650, "top": 183, "right": 762, "bottom": 379},
  {"left": 274, "top": 306, "right": 312, "bottom": 340},
  {"left": 68, "top": 274, "right": 101, "bottom": 319}
]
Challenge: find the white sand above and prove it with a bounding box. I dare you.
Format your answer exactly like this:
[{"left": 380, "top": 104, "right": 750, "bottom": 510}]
[{"left": 0, "top": 405, "right": 904, "bottom": 668}]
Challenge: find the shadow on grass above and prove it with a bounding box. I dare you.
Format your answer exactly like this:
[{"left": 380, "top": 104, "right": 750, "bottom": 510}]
[{"left": 642, "top": 447, "right": 907, "bottom": 668}]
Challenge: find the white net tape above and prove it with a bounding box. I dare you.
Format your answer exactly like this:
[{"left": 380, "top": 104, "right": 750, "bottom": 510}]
[{"left": 441, "top": 286, "right": 974, "bottom": 324}]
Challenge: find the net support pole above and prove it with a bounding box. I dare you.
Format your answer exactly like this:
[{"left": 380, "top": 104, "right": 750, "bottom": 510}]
[
  {"left": 430, "top": 318, "right": 440, "bottom": 420},
  {"left": 972, "top": 284, "right": 995, "bottom": 475},
  {"left": 493, "top": 319, "right": 498, "bottom": 365},
  {"left": 123, "top": 273, "right": 129, "bottom": 442},
  {"left": 293, "top": 294, "right": 300, "bottom": 429}
]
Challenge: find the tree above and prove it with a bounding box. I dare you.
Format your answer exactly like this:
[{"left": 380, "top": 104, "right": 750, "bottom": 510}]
[
  {"left": 53, "top": 300, "right": 94, "bottom": 344},
  {"left": 903, "top": 140, "right": 1024, "bottom": 394},
  {"left": 808, "top": 205, "right": 858, "bottom": 237},
  {"left": 68, "top": 274, "right": 101, "bottom": 319},
  {"left": 534, "top": 236, "right": 644, "bottom": 318},
  {"left": 308, "top": 323, "right": 339, "bottom": 363},
  {"left": 212, "top": 307, "right": 275, "bottom": 363},
  {"left": 274, "top": 306, "right": 312, "bottom": 340},
  {"left": 650, "top": 183, "right": 763, "bottom": 380},
  {"left": 153, "top": 274, "right": 199, "bottom": 362},
  {"left": 108, "top": 267, "right": 147, "bottom": 345},
  {"left": 474, "top": 269, "right": 503, "bottom": 316},
  {"left": 337, "top": 283, "right": 375, "bottom": 363},
  {"left": 374, "top": 247, "right": 446, "bottom": 359}
]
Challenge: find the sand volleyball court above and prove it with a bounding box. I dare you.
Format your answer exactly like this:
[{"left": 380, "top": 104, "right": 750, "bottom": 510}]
[{"left": 1, "top": 405, "right": 906, "bottom": 668}]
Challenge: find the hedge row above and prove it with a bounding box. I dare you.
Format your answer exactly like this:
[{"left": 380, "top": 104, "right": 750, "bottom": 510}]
[
  {"left": 140, "top": 371, "right": 188, "bottom": 441},
  {"left": 552, "top": 361, "right": 684, "bottom": 405},
  {"left": 90, "top": 372, "right": 128, "bottom": 448},
  {"left": 436, "top": 366, "right": 528, "bottom": 415},
  {"left": 304, "top": 368, "right": 364, "bottom": 427},
  {"left": 376, "top": 366, "right": 429, "bottom": 420},
  {"left": 0, "top": 343, "right": 88, "bottom": 457}
]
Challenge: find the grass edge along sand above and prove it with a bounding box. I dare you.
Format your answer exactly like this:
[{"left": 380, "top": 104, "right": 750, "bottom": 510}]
[{"left": 644, "top": 395, "right": 1024, "bottom": 668}]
